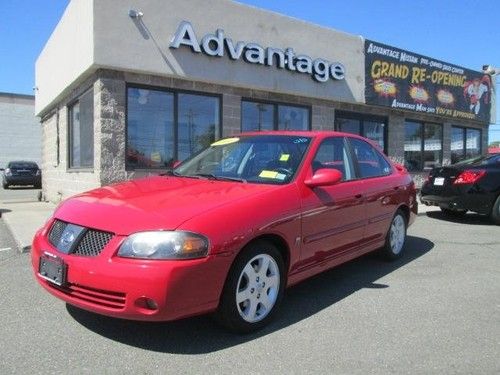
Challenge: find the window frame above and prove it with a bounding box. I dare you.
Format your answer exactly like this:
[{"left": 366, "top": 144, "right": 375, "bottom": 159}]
[
  {"left": 404, "top": 120, "right": 443, "bottom": 172},
  {"left": 335, "top": 111, "right": 388, "bottom": 154},
  {"left": 125, "top": 83, "right": 223, "bottom": 171},
  {"left": 67, "top": 87, "right": 94, "bottom": 171},
  {"left": 240, "top": 98, "right": 312, "bottom": 132}
]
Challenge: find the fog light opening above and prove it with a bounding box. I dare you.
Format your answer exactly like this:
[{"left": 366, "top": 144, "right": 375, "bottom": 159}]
[{"left": 134, "top": 297, "right": 159, "bottom": 312}]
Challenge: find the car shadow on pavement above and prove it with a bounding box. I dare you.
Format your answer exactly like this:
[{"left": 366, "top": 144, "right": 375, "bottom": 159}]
[
  {"left": 67, "top": 235, "right": 434, "bottom": 354},
  {"left": 426, "top": 211, "right": 494, "bottom": 226}
]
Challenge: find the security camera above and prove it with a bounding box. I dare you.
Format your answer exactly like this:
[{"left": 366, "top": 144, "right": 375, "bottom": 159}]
[{"left": 482, "top": 65, "right": 496, "bottom": 75}]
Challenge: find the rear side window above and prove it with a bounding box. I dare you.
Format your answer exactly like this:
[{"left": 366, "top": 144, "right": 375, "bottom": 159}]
[
  {"left": 8, "top": 162, "right": 38, "bottom": 169},
  {"left": 312, "top": 137, "right": 354, "bottom": 181},
  {"left": 349, "top": 138, "right": 392, "bottom": 178}
]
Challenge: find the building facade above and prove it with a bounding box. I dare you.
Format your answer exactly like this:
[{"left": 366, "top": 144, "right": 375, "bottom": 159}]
[
  {"left": 0, "top": 93, "right": 41, "bottom": 169},
  {"left": 35, "top": 0, "right": 493, "bottom": 202}
]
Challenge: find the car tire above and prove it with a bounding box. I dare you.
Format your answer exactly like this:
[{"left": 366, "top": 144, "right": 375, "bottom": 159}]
[
  {"left": 215, "top": 240, "right": 285, "bottom": 333},
  {"left": 490, "top": 195, "right": 500, "bottom": 225},
  {"left": 440, "top": 207, "right": 467, "bottom": 217},
  {"left": 380, "top": 209, "right": 407, "bottom": 261},
  {"left": 2, "top": 183, "right": 8, "bottom": 189}
]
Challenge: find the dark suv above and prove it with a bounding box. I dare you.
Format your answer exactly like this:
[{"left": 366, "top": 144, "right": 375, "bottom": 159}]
[{"left": 1, "top": 161, "right": 41, "bottom": 189}]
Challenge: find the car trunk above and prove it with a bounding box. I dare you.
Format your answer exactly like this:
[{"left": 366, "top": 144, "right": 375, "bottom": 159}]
[{"left": 423, "top": 166, "right": 465, "bottom": 196}]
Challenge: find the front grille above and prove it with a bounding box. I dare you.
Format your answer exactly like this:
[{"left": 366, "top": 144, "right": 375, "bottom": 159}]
[
  {"left": 48, "top": 220, "right": 67, "bottom": 246},
  {"left": 48, "top": 282, "right": 126, "bottom": 310},
  {"left": 48, "top": 220, "right": 113, "bottom": 257},
  {"left": 73, "top": 230, "right": 113, "bottom": 257}
]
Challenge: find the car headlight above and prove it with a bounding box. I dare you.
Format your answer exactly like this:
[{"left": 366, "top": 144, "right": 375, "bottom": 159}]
[{"left": 117, "top": 231, "right": 209, "bottom": 260}]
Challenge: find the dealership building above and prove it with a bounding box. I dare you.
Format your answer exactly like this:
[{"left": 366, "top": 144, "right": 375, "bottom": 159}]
[{"left": 35, "top": 0, "right": 494, "bottom": 202}]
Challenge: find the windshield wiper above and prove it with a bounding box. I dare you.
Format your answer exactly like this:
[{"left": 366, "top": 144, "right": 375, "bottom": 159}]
[
  {"left": 160, "top": 170, "right": 182, "bottom": 177},
  {"left": 191, "top": 173, "right": 247, "bottom": 183}
]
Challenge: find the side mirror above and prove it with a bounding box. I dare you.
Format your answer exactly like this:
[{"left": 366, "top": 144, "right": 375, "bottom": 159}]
[{"left": 304, "top": 168, "right": 342, "bottom": 188}]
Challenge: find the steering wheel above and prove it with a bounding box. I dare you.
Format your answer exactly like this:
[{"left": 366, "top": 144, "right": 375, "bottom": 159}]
[{"left": 275, "top": 167, "right": 292, "bottom": 176}]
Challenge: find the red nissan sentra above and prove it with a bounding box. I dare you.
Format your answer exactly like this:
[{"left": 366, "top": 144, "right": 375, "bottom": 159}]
[{"left": 32, "top": 131, "right": 417, "bottom": 332}]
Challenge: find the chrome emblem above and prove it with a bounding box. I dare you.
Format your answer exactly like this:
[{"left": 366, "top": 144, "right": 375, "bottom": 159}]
[{"left": 61, "top": 230, "right": 76, "bottom": 246}]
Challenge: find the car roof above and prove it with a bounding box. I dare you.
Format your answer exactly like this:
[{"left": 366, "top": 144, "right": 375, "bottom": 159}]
[
  {"left": 237, "top": 130, "right": 368, "bottom": 140},
  {"left": 8, "top": 160, "right": 38, "bottom": 165}
]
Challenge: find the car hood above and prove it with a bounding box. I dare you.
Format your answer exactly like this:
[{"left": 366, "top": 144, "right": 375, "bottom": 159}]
[{"left": 54, "top": 176, "right": 277, "bottom": 235}]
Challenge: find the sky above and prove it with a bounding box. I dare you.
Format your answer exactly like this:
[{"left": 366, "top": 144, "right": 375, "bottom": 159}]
[{"left": 0, "top": 0, "right": 498, "bottom": 142}]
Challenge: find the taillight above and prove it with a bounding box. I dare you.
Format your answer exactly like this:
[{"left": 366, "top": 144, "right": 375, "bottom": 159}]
[{"left": 453, "top": 169, "right": 486, "bottom": 185}]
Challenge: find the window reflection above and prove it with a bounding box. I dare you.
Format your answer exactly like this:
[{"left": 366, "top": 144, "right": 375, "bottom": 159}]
[
  {"left": 241, "top": 102, "right": 274, "bottom": 131},
  {"left": 127, "top": 88, "right": 174, "bottom": 168},
  {"left": 178, "top": 94, "right": 219, "bottom": 161},
  {"left": 336, "top": 114, "right": 386, "bottom": 151},
  {"left": 241, "top": 100, "right": 310, "bottom": 131},
  {"left": 69, "top": 89, "right": 94, "bottom": 168},
  {"left": 404, "top": 121, "right": 423, "bottom": 172},
  {"left": 278, "top": 105, "right": 309, "bottom": 130}
]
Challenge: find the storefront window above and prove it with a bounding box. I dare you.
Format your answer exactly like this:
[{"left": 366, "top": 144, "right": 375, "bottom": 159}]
[
  {"left": 178, "top": 94, "right": 220, "bottom": 161},
  {"left": 68, "top": 88, "right": 94, "bottom": 168},
  {"left": 451, "top": 126, "right": 482, "bottom": 163},
  {"left": 241, "top": 101, "right": 274, "bottom": 131},
  {"left": 336, "top": 113, "right": 386, "bottom": 152},
  {"left": 466, "top": 128, "right": 481, "bottom": 158},
  {"left": 241, "top": 100, "right": 310, "bottom": 131},
  {"left": 404, "top": 121, "right": 422, "bottom": 172},
  {"left": 127, "top": 88, "right": 174, "bottom": 168},
  {"left": 126, "top": 87, "right": 220, "bottom": 169},
  {"left": 404, "top": 121, "right": 442, "bottom": 171},
  {"left": 423, "top": 123, "right": 442, "bottom": 170},
  {"left": 451, "top": 127, "right": 465, "bottom": 164}
]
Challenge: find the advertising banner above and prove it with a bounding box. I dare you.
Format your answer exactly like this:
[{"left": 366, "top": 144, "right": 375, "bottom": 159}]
[{"left": 365, "top": 40, "right": 492, "bottom": 123}]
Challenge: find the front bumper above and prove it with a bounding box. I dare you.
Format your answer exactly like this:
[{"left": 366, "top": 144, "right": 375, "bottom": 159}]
[{"left": 31, "top": 225, "right": 232, "bottom": 322}]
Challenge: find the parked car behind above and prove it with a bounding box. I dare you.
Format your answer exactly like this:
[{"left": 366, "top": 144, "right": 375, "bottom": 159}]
[
  {"left": 32, "top": 132, "right": 417, "bottom": 332},
  {"left": 1, "top": 161, "right": 41, "bottom": 189},
  {"left": 420, "top": 153, "right": 500, "bottom": 224}
]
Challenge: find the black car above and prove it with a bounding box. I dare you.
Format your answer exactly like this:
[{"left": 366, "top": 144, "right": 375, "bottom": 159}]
[
  {"left": 1, "top": 161, "right": 42, "bottom": 189},
  {"left": 420, "top": 154, "right": 500, "bottom": 224}
]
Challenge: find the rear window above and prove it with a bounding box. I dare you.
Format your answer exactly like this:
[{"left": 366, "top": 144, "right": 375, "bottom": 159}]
[
  {"left": 455, "top": 155, "right": 500, "bottom": 166},
  {"left": 8, "top": 162, "right": 39, "bottom": 169}
]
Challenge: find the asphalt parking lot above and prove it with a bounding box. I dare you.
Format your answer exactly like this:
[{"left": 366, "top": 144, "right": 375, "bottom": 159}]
[{"left": 0, "top": 202, "right": 499, "bottom": 374}]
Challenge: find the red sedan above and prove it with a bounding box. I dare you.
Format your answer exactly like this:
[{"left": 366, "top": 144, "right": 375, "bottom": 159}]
[{"left": 32, "top": 132, "right": 417, "bottom": 332}]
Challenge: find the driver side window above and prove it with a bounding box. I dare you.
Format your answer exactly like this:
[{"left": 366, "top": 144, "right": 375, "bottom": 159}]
[{"left": 313, "top": 137, "right": 354, "bottom": 181}]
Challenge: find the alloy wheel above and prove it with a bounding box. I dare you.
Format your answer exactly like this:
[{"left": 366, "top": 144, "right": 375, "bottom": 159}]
[{"left": 235, "top": 254, "right": 280, "bottom": 323}]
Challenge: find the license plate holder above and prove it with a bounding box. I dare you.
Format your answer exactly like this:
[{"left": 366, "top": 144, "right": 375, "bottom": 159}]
[
  {"left": 39, "top": 253, "right": 67, "bottom": 286},
  {"left": 433, "top": 177, "right": 445, "bottom": 186}
]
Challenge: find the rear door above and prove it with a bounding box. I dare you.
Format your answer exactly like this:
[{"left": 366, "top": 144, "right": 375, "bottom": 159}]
[
  {"left": 347, "top": 137, "right": 401, "bottom": 243},
  {"left": 299, "top": 136, "right": 366, "bottom": 269}
]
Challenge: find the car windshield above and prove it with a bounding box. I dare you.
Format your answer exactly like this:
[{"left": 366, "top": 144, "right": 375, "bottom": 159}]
[
  {"left": 174, "top": 135, "right": 312, "bottom": 184},
  {"left": 8, "top": 162, "right": 38, "bottom": 169}
]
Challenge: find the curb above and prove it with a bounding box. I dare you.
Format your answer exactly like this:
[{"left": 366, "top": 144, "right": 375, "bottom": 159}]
[{"left": 2, "top": 216, "right": 32, "bottom": 254}]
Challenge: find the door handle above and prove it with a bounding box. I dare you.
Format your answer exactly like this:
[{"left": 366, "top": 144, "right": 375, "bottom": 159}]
[{"left": 355, "top": 194, "right": 363, "bottom": 199}]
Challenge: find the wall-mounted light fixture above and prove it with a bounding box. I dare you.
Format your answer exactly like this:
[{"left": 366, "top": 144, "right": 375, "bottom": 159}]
[{"left": 128, "top": 9, "right": 143, "bottom": 19}]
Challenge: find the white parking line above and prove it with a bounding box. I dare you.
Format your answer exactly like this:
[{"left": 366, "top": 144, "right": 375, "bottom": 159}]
[{"left": 0, "top": 247, "right": 12, "bottom": 252}]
